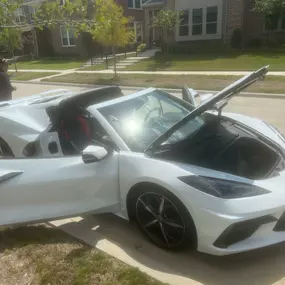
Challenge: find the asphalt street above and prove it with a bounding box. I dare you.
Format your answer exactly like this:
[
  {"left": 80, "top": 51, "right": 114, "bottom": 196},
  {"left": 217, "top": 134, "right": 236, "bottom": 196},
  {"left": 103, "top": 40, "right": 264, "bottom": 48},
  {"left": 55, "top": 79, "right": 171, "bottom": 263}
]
[{"left": 13, "top": 82, "right": 285, "bottom": 133}]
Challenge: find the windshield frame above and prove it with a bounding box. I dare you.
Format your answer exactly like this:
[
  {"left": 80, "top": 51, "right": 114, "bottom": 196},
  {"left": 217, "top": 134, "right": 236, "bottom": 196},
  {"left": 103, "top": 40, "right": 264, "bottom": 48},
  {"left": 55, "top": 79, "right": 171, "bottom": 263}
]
[{"left": 91, "top": 88, "right": 196, "bottom": 152}]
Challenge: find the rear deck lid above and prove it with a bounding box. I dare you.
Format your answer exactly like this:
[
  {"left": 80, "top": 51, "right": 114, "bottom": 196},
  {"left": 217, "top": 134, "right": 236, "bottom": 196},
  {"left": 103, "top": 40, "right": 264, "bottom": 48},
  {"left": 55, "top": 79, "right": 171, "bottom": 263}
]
[{"left": 145, "top": 65, "right": 269, "bottom": 153}]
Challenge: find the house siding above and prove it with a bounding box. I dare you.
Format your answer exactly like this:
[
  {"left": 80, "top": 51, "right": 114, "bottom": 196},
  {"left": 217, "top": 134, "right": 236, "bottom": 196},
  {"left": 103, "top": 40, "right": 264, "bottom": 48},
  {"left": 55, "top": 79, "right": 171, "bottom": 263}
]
[
  {"left": 117, "top": 0, "right": 144, "bottom": 21},
  {"left": 50, "top": 26, "right": 87, "bottom": 57},
  {"left": 243, "top": 0, "right": 264, "bottom": 40},
  {"left": 175, "top": 0, "right": 224, "bottom": 42},
  {"left": 49, "top": 0, "right": 144, "bottom": 57},
  {"left": 224, "top": 0, "right": 244, "bottom": 43},
  {"left": 243, "top": 0, "right": 285, "bottom": 44}
]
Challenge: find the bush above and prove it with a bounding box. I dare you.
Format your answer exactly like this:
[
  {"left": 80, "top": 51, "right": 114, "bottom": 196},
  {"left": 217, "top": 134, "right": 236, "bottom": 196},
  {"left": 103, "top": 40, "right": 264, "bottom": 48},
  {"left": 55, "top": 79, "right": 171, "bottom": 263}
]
[
  {"left": 231, "top": 28, "right": 243, "bottom": 49},
  {"left": 247, "top": 38, "right": 263, "bottom": 48},
  {"left": 266, "top": 38, "right": 280, "bottom": 48},
  {"left": 137, "top": 43, "right": 147, "bottom": 53}
]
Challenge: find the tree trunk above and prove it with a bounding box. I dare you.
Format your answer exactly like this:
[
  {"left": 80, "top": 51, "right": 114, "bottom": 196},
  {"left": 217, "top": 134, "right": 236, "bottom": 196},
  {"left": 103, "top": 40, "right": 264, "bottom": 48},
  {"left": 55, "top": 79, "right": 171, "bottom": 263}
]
[
  {"left": 8, "top": 35, "right": 17, "bottom": 72},
  {"left": 11, "top": 47, "right": 17, "bottom": 73},
  {"left": 112, "top": 46, "right": 117, "bottom": 76},
  {"left": 32, "top": 28, "right": 39, "bottom": 59}
]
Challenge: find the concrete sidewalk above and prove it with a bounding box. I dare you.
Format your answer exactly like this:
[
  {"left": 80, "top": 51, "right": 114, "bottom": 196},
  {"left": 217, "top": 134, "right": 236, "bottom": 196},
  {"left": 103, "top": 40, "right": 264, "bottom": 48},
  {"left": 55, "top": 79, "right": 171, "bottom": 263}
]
[
  {"left": 49, "top": 214, "right": 285, "bottom": 285},
  {"left": 9, "top": 69, "right": 285, "bottom": 76},
  {"left": 11, "top": 79, "right": 285, "bottom": 99}
]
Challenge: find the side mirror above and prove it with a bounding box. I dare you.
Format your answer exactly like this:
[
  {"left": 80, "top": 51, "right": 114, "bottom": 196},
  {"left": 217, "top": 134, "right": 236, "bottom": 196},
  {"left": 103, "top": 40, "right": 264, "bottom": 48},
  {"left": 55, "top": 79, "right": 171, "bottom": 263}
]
[
  {"left": 182, "top": 85, "right": 198, "bottom": 107},
  {"left": 82, "top": 145, "right": 109, "bottom": 164}
]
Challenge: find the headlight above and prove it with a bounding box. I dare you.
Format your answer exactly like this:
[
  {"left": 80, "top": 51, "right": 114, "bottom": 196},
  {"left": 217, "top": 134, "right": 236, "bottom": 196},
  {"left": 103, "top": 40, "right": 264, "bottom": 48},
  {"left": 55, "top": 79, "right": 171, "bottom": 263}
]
[{"left": 178, "top": 176, "right": 270, "bottom": 199}]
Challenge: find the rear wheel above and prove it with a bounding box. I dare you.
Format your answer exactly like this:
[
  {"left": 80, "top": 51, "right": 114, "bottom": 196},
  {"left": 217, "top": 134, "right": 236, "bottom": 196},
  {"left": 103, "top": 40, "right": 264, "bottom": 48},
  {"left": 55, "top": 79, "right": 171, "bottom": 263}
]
[{"left": 129, "top": 185, "right": 197, "bottom": 250}]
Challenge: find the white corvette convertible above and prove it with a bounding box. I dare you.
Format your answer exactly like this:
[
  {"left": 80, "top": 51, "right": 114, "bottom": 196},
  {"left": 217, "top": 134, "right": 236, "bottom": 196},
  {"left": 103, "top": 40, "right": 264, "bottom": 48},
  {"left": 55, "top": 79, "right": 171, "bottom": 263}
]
[{"left": 0, "top": 65, "right": 285, "bottom": 256}]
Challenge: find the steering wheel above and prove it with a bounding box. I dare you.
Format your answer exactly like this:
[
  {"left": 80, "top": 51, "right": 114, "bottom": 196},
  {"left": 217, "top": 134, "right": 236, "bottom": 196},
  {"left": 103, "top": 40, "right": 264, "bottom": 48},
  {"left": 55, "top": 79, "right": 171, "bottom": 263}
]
[{"left": 144, "top": 107, "right": 162, "bottom": 124}]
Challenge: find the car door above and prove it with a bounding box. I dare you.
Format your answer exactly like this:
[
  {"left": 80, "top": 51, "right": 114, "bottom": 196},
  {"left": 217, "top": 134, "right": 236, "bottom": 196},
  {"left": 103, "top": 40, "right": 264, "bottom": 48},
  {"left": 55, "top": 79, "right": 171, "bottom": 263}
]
[
  {"left": 0, "top": 152, "right": 120, "bottom": 227},
  {"left": 182, "top": 86, "right": 198, "bottom": 107}
]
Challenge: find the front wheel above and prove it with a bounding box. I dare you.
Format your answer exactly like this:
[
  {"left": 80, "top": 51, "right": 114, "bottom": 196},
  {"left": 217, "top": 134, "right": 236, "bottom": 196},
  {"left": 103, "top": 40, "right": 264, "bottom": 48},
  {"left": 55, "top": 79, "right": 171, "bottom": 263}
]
[{"left": 130, "top": 186, "right": 197, "bottom": 250}]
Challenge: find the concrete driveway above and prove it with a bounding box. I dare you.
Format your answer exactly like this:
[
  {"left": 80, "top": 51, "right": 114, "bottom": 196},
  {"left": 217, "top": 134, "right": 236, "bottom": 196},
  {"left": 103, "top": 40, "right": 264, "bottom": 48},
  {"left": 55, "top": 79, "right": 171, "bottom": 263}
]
[
  {"left": 13, "top": 82, "right": 285, "bottom": 285},
  {"left": 51, "top": 214, "right": 285, "bottom": 285}
]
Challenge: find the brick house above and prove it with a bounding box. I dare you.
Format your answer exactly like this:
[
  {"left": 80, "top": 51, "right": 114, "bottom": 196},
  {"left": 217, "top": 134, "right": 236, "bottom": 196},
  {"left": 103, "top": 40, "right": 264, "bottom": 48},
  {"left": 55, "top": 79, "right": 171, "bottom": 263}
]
[
  {"left": 17, "top": 0, "right": 145, "bottom": 57},
  {"left": 142, "top": 0, "right": 285, "bottom": 48}
]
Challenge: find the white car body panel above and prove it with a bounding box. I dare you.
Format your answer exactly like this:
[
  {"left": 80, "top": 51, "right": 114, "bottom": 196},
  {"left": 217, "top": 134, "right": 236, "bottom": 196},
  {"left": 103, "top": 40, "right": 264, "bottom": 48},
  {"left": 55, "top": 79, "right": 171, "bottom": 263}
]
[
  {"left": 223, "top": 112, "right": 285, "bottom": 149},
  {"left": 0, "top": 154, "right": 120, "bottom": 226},
  {"left": 0, "top": 89, "right": 75, "bottom": 157},
  {"left": 118, "top": 151, "right": 285, "bottom": 255},
  {"left": 1, "top": 68, "right": 285, "bottom": 256}
]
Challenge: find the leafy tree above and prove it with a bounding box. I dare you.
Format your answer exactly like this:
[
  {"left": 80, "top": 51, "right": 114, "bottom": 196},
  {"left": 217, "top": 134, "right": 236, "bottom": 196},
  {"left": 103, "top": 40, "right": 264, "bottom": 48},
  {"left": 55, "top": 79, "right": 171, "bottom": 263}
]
[
  {"left": 255, "top": 0, "right": 285, "bottom": 13},
  {"left": 0, "top": 28, "right": 22, "bottom": 64},
  {"left": 0, "top": 0, "right": 23, "bottom": 71},
  {"left": 33, "top": 0, "right": 93, "bottom": 31},
  {"left": 2, "top": 0, "right": 135, "bottom": 75},
  {"left": 152, "top": 9, "right": 183, "bottom": 52},
  {"left": 34, "top": 0, "right": 97, "bottom": 61},
  {"left": 255, "top": 0, "right": 285, "bottom": 45},
  {"left": 87, "top": 0, "right": 135, "bottom": 75}
]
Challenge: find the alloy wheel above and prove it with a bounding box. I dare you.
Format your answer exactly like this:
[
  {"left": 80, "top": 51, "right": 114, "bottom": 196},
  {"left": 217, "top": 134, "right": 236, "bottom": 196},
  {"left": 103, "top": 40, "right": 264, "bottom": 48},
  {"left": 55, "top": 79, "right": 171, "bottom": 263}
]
[{"left": 135, "top": 192, "right": 186, "bottom": 248}]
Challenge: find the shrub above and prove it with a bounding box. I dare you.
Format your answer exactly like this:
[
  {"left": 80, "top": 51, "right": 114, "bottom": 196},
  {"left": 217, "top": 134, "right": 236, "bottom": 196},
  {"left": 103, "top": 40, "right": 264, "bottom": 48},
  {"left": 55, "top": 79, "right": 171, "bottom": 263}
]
[
  {"left": 137, "top": 43, "right": 147, "bottom": 53},
  {"left": 266, "top": 38, "right": 280, "bottom": 48},
  {"left": 247, "top": 38, "right": 263, "bottom": 48},
  {"left": 230, "top": 28, "right": 243, "bottom": 49}
]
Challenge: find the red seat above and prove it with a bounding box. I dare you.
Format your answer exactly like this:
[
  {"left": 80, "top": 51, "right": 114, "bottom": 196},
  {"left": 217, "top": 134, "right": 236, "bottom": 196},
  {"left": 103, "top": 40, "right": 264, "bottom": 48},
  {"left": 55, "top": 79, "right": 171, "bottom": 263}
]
[{"left": 60, "top": 115, "right": 92, "bottom": 142}]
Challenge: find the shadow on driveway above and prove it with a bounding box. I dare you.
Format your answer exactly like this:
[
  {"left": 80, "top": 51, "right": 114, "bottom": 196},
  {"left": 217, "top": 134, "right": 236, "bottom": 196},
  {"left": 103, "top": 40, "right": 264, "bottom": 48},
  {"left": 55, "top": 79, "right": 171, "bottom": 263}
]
[{"left": 55, "top": 213, "right": 285, "bottom": 285}]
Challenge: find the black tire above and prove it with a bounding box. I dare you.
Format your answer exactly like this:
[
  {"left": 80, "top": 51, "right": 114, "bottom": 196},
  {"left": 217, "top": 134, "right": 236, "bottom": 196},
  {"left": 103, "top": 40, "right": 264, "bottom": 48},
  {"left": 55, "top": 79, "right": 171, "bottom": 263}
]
[{"left": 129, "top": 185, "right": 197, "bottom": 251}]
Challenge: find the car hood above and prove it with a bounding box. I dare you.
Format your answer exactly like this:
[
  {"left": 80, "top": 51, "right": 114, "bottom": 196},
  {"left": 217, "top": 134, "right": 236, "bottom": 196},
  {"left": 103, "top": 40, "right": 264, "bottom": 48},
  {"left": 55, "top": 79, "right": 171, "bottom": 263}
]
[
  {"left": 223, "top": 112, "right": 285, "bottom": 149},
  {"left": 145, "top": 66, "right": 269, "bottom": 153}
]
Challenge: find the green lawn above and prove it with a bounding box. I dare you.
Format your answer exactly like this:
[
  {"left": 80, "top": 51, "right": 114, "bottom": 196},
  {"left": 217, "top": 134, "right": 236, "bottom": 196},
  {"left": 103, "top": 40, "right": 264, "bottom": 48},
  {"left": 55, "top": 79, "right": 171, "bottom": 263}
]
[
  {"left": 9, "top": 59, "right": 85, "bottom": 70},
  {"left": 0, "top": 225, "right": 166, "bottom": 285},
  {"left": 43, "top": 72, "right": 285, "bottom": 94},
  {"left": 126, "top": 50, "right": 285, "bottom": 71},
  {"left": 9, "top": 72, "right": 58, "bottom": 81}
]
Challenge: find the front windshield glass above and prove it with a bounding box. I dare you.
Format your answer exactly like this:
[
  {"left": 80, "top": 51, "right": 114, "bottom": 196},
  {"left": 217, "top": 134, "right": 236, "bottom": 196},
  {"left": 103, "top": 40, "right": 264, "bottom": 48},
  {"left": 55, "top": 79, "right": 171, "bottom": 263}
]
[{"left": 99, "top": 90, "right": 205, "bottom": 152}]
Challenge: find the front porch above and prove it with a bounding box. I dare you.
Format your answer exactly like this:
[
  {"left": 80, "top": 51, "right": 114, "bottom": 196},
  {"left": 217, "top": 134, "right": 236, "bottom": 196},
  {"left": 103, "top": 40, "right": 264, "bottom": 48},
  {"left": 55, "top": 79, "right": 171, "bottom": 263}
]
[{"left": 142, "top": 0, "right": 165, "bottom": 48}]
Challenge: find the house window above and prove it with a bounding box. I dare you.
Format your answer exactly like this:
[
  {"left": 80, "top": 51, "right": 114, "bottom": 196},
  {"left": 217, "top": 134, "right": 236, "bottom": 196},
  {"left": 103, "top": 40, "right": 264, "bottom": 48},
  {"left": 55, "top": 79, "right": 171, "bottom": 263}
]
[
  {"left": 178, "top": 6, "right": 219, "bottom": 38},
  {"left": 27, "top": 6, "right": 35, "bottom": 23},
  {"left": 282, "top": 15, "right": 285, "bottom": 29},
  {"left": 265, "top": 13, "right": 285, "bottom": 30},
  {"left": 15, "top": 7, "right": 26, "bottom": 23},
  {"left": 128, "top": 0, "right": 142, "bottom": 9},
  {"left": 179, "top": 10, "right": 189, "bottom": 36},
  {"left": 206, "top": 6, "right": 218, "bottom": 34},
  {"left": 192, "top": 8, "right": 203, "bottom": 35},
  {"left": 135, "top": 22, "right": 143, "bottom": 42},
  {"left": 265, "top": 13, "right": 279, "bottom": 30},
  {"left": 60, "top": 26, "right": 76, "bottom": 47},
  {"left": 129, "top": 22, "right": 143, "bottom": 43}
]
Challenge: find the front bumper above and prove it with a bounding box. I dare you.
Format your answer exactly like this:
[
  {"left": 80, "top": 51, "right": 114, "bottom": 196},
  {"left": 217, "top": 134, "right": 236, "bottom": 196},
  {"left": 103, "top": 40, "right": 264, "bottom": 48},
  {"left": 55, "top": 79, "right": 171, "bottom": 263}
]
[
  {"left": 197, "top": 207, "right": 285, "bottom": 256},
  {"left": 175, "top": 170, "right": 285, "bottom": 256}
]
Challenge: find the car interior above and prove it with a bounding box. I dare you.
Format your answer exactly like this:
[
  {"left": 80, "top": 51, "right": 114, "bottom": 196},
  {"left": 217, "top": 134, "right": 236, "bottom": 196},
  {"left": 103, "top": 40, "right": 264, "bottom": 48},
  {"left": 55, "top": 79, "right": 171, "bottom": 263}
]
[
  {"left": 153, "top": 113, "right": 281, "bottom": 180},
  {"left": 46, "top": 87, "right": 123, "bottom": 156}
]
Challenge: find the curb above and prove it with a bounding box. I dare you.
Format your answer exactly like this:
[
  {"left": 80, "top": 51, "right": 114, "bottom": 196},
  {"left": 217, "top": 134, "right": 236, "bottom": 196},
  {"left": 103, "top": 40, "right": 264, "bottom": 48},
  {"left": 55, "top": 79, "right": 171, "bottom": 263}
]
[{"left": 11, "top": 80, "right": 285, "bottom": 99}]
